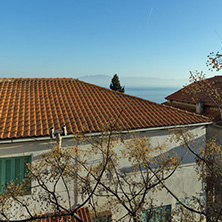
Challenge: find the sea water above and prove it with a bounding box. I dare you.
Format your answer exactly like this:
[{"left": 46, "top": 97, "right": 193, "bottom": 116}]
[{"left": 125, "top": 87, "right": 179, "bottom": 104}]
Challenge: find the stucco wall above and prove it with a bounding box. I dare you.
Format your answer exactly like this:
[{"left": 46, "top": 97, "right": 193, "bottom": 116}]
[
  {"left": 207, "top": 124, "right": 222, "bottom": 145},
  {"left": 0, "top": 125, "right": 207, "bottom": 220}
]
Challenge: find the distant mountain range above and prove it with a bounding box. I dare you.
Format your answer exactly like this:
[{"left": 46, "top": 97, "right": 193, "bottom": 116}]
[{"left": 78, "top": 75, "right": 187, "bottom": 88}]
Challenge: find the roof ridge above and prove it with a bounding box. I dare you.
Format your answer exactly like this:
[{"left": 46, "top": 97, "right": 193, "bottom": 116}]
[
  {"left": 75, "top": 78, "right": 165, "bottom": 105},
  {"left": 0, "top": 77, "right": 177, "bottom": 108},
  {"left": 0, "top": 77, "right": 161, "bottom": 105}
]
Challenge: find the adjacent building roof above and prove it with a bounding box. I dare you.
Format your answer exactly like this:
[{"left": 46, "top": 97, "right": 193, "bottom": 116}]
[
  {"left": 164, "top": 76, "right": 222, "bottom": 124},
  {"left": 165, "top": 76, "right": 222, "bottom": 106},
  {"left": 35, "top": 207, "right": 92, "bottom": 222},
  {"left": 164, "top": 102, "right": 222, "bottom": 125},
  {"left": 0, "top": 78, "right": 210, "bottom": 140}
]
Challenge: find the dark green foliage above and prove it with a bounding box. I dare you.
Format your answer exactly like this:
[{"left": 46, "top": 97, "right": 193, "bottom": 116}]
[{"left": 110, "top": 74, "right": 125, "bottom": 93}]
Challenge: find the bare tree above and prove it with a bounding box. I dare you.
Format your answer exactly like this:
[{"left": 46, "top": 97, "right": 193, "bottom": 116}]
[
  {"left": 168, "top": 127, "right": 222, "bottom": 222},
  {"left": 207, "top": 51, "right": 222, "bottom": 72},
  {"left": 184, "top": 71, "right": 222, "bottom": 119},
  {"left": 79, "top": 132, "right": 185, "bottom": 222},
  {"left": 0, "top": 121, "right": 185, "bottom": 222},
  {"left": 0, "top": 124, "right": 117, "bottom": 222},
  {"left": 170, "top": 61, "right": 222, "bottom": 221}
]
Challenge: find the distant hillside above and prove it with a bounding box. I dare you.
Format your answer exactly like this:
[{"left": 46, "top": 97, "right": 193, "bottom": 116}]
[{"left": 78, "top": 75, "right": 186, "bottom": 88}]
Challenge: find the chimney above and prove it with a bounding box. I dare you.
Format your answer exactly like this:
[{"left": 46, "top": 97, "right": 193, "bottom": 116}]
[{"left": 196, "top": 101, "right": 205, "bottom": 115}]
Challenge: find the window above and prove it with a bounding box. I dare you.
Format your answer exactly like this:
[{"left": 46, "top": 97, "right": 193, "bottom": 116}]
[
  {"left": 143, "top": 205, "right": 171, "bottom": 222},
  {"left": 93, "top": 215, "right": 112, "bottom": 222},
  {"left": 92, "top": 210, "right": 112, "bottom": 222},
  {"left": 0, "top": 156, "right": 31, "bottom": 194}
]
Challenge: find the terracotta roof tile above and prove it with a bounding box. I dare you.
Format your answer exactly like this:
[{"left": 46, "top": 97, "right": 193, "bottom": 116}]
[
  {"left": 164, "top": 101, "right": 222, "bottom": 125},
  {"left": 165, "top": 75, "right": 222, "bottom": 107},
  {"left": 0, "top": 78, "right": 210, "bottom": 140},
  {"left": 35, "top": 207, "right": 92, "bottom": 222},
  {"left": 164, "top": 75, "right": 222, "bottom": 125}
]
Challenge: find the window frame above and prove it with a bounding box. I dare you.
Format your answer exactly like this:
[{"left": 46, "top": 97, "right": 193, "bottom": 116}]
[{"left": 143, "top": 204, "right": 171, "bottom": 222}]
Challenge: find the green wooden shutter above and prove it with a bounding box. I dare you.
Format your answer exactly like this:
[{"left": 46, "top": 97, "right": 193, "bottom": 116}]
[
  {"left": 15, "top": 158, "right": 21, "bottom": 184},
  {"left": 0, "top": 159, "right": 3, "bottom": 192},
  {"left": 143, "top": 205, "right": 171, "bottom": 222},
  {"left": 164, "top": 205, "right": 171, "bottom": 221},
  {"left": 1, "top": 159, "right": 6, "bottom": 192},
  {"left": 5, "top": 159, "right": 12, "bottom": 185},
  {"left": 0, "top": 156, "right": 32, "bottom": 194},
  {"left": 23, "top": 156, "right": 31, "bottom": 176},
  {"left": 23, "top": 156, "right": 31, "bottom": 194}
]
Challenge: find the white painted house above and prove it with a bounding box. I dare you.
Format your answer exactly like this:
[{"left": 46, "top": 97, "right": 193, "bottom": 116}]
[{"left": 0, "top": 78, "right": 211, "bottom": 221}]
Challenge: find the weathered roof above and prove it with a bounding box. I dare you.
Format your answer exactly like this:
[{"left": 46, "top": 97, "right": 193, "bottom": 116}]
[
  {"left": 164, "top": 75, "right": 222, "bottom": 124},
  {"left": 0, "top": 78, "right": 209, "bottom": 140},
  {"left": 165, "top": 76, "right": 222, "bottom": 107},
  {"left": 35, "top": 207, "right": 93, "bottom": 222}
]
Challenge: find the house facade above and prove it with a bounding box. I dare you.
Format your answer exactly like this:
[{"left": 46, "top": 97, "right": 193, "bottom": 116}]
[{"left": 0, "top": 78, "right": 211, "bottom": 221}]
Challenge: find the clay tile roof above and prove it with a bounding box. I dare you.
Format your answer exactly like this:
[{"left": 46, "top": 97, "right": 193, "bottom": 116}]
[
  {"left": 35, "top": 207, "right": 92, "bottom": 222},
  {"left": 164, "top": 102, "right": 222, "bottom": 125},
  {"left": 164, "top": 75, "right": 222, "bottom": 124},
  {"left": 0, "top": 78, "right": 210, "bottom": 140},
  {"left": 165, "top": 75, "right": 222, "bottom": 107}
]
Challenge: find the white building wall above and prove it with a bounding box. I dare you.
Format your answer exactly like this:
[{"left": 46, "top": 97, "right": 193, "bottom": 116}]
[{"left": 0, "top": 125, "right": 206, "bottom": 220}]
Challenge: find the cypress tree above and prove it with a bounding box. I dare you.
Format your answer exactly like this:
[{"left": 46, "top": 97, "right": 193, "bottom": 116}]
[{"left": 110, "top": 74, "right": 125, "bottom": 93}]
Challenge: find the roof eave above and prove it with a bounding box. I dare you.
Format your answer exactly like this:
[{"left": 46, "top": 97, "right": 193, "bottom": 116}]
[{"left": 0, "top": 121, "right": 212, "bottom": 144}]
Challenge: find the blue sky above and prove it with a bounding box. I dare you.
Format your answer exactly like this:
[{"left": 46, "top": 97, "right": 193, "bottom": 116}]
[{"left": 0, "top": 0, "right": 222, "bottom": 80}]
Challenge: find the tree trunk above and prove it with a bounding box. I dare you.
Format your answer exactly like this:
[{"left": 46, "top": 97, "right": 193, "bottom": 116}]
[{"left": 132, "top": 216, "right": 138, "bottom": 222}]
